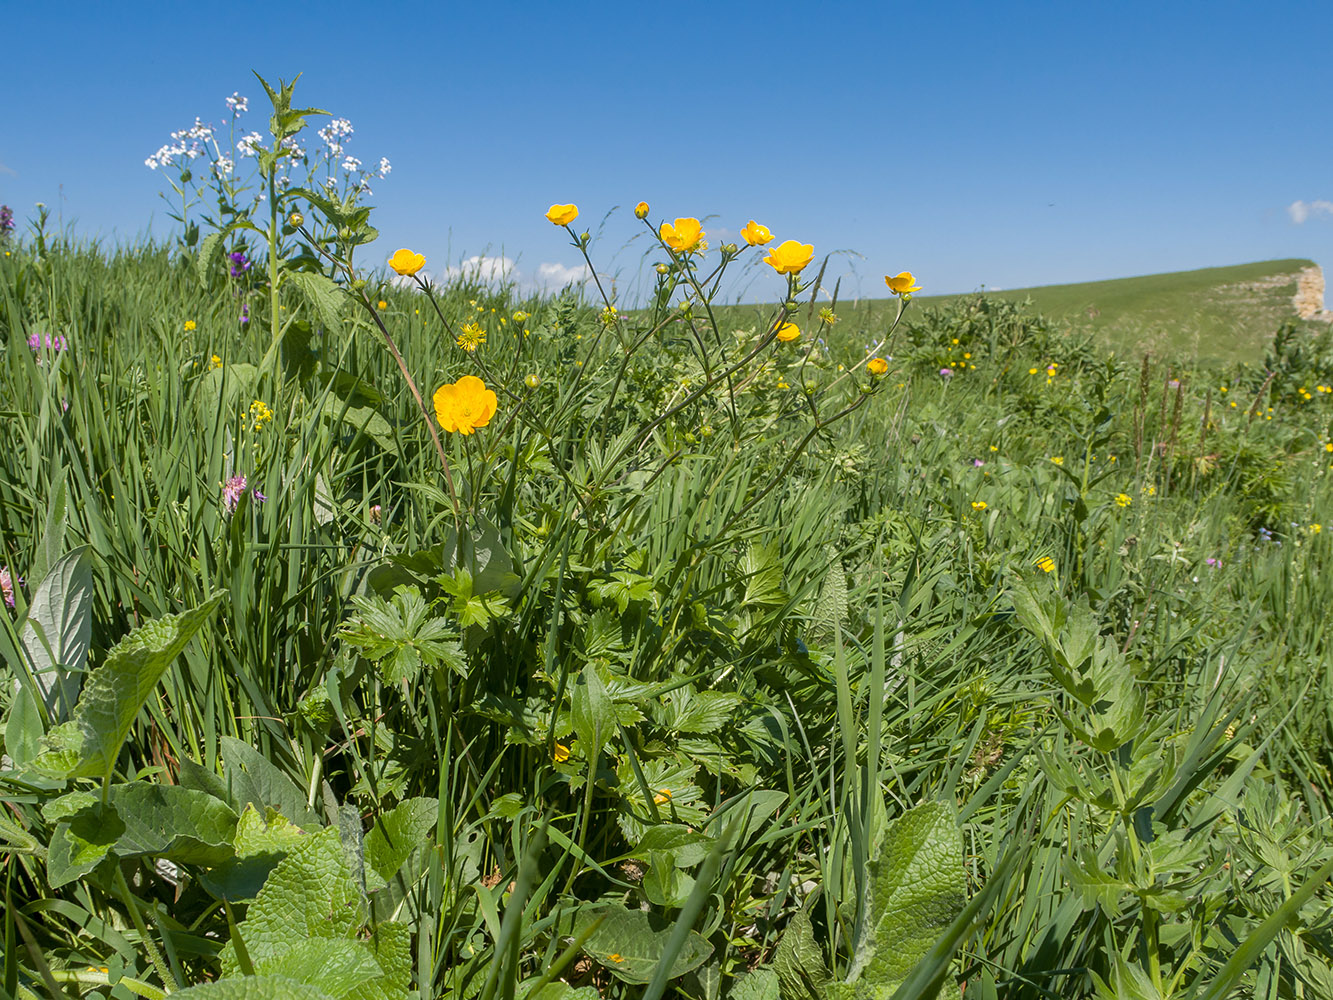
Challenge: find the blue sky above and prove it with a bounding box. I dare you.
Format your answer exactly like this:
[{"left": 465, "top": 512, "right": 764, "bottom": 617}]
[{"left": 3, "top": 1, "right": 1331, "bottom": 302}]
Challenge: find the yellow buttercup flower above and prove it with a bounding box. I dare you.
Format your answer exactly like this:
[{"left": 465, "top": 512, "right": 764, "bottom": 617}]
[
  {"left": 433, "top": 375, "right": 498, "bottom": 435},
  {"left": 377, "top": 299, "right": 388, "bottom": 310},
  {"left": 764, "top": 239, "right": 814, "bottom": 275},
  {"left": 1050, "top": 456, "right": 1064, "bottom": 466},
  {"left": 545, "top": 203, "right": 579, "bottom": 226},
  {"left": 634, "top": 201, "right": 650, "bottom": 220},
  {"left": 740, "top": 220, "right": 774, "bottom": 246},
  {"left": 456, "top": 322, "right": 486, "bottom": 352},
  {"left": 389, "top": 248, "right": 426, "bottom": 276},
  {"left": 971, "top": 501, "right": 987, "bottom": 511},
  {"left": 885, "top": 271, "right": 922, "bottom": 295},
  {"left": 866, "top": 357, "right": 889, "bottom": 376},
  {"left": 660, "top": 217, "right": 705, "bottom": 253},
  {"left": 553, "top": 742, "right": 570, "bottom": 763},
  {"left": 1035, "top": 556, "right": 1056, "bottom": 573},
  {"left": 775, "top": 322, "right": 801, "bottom": 343},
  {"left": 184, "top": 319, "right": 197, "bottom": 332}
]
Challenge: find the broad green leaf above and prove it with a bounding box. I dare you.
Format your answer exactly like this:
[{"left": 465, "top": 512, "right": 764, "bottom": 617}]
[
  {"left": 844, "top": 801, "right": 966, "bottom": 993},
  {"left": 571, "top": 664, "right": 613, "bottom": 759},
  {"left": 66, "top": 593, "right": 225, "bottom": 784},
  {"left": 634, "top": 825, "right": 715, "bottom": 867},
  {"left": 616, "top": 756, "right": 708, "bottom": 843},
  {"left": 772, "top": 903, "right": 831, "bottom": 1000},
  {"left": 47, "top": 804, "right": 123, "bottom": 888},
  {"left": 20, "top": 546, "right": 93, "bottom": 720},
  {"left": 287, "top": 270, "right": 346, "bottom": 333},
  {"left": 200, "top": 805, "right": 309, "bottom": 902},
  {"left": 220, "top": 735, "right": 322, "bottom": 829},
  {"left": 173, "top": 976, "right": 333, "bottom": 999},
  {"left": 4, "top": 684, "right": 43, "bottom": 767},
  {"left": 219, "top": 827, "right": 366, "bottom": 975},
  {"left": 730, "top": 969, "right": 780, "bottom": 1000},
  {"left": 318, "top": 395, "right": 400, "bottom": 458},
  {"left": 193, "top": 363, "right": 260, "bottom": 431},
  {"left": 364, "top": 796, "right": 438, "bottom": 887},
  {"left": 254, "top": 938, "right": 383, "bottom": 999},
  {"left": 517, "top": 983, "right": 599, "bottom": 1000},
  {"left": 106, "top": 781, "right": 239, "bottom": 865},
  {"left": 575, "top": 905, "right": 713, "bottom": 985},
  {"left": 27, "top": 478, "right": 68, "bottom": 594},
  {"left": 196, "top": 230, "right": 226, "bottom": 286},
  {"left": 666, "top": 689, "right": 742, "bottom": 735}
]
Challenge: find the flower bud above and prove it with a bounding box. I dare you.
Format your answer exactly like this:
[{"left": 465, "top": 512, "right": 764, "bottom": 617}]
[
  {"left": 634, "top": 201, "right": 650, "bottom": 220},
  {"left": 656, "top": 264, "right": 669, "bottom": 275},
  {"left": 524, "top": 373, "right": 542, "bottom": 389},
  {"left": 289, "top": 211, "right": 304, "bottom": 227},
  {"left": 721, "top": 243, "right": 738, "bottom": 255}
]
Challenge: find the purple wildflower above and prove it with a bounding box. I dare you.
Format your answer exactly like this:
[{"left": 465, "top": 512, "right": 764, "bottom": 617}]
[
  {"left": 222, "top": 474, "right": 247, "bottom": 512},
  {"left": 0, "top": 566, "right": 18, "bottom": 608},
  {"left": 973, "top": 459, "right": 985, "bottom": 467},
  {"left": 252, "top": 487, "right": 267, "bottom": 503},
  {"left": 27, "top": 332, "right": 69, "bottom": 352},
  {"left": 940, "top": 367, "right": 954, "bottom": 379},
  {"left": 239, "top": 303, "right": 250, "bottom": 325},
  {"left": 1205, "top": 557, "right": 1220, "bottom": 567},
  {"left": 0, "top": 205, "right": 13, "bottom": 236},
  {"left": 228, "top": 250, "right": 252, "bottom": 277}
]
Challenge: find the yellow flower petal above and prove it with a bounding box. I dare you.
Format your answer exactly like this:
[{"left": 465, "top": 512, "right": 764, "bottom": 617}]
[
  {"left": 389, "top": 248, "right": 426, "bottom": 276},
  {"left": 884, "top": 271, "right": 922, "bottom": 294},
  {"left": 763, "top": 240, "right": 814, "bottom": 275},
  {"left": 545, "top": 203, "right": 579, "bottom": 226},
  {"left": 740, "top": 220, "right": 774, "bottom": 246}
]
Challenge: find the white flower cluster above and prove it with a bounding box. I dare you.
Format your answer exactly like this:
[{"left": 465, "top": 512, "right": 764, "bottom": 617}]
[
  {"left": 145, "top": 140, "right": 204, "bottom": 170},
  {"left": 237, "top": 131, "right": 265, "bottom": 157},
  {"left": 225, "top": 92, "right": 249, "bottom": 115},
  {"left": 172, "top": 118, "right": 215, "bottom": 143},
  {"left": 377, "top": 156, "right": 392, "bottom": 178},
  {"left": 317, "top": 117, "right": 354, "bottom": 154},
  {"left": 340, "top": 155, "right": 362, "bottom": 173},
  {"left": 213, "top": 156, "right": 234, "bottom": 177}
]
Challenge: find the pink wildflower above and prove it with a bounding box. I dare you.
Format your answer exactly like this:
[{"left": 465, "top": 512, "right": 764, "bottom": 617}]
[
  {"left": 0, "top": 566, "right": 17, "bottom": 608},
  {"left": 222, "top": 474, "right": 247, "bottom": 512},
  {"left": 940, "top": 367, "right": 954, "bottom": 379}
]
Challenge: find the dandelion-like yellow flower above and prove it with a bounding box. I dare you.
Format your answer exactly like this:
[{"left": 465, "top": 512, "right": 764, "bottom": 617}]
[
  {"left": 775, "top": 322, "right": 801, "bottom": 343},
  {"left": 433, "top": 375, "right": 498, "bottom": 435},
  {"left": 764, "top": 239, "right": 814, "bottom": 275},
  {"left": 885, "top": 271, "right": 922, "bottom": 295},
  {"left": 184, "top": 319, "right": 197, "bottom": 332},
  {"left": 545, "top": 203, "right": 579, "bottom": 226},
  {"left": 1035, "top": 556, "right": 1056, "bottom": 573},
  {"left": 1114, "top": 493, "right": 1132, "bottom": 508},
  {"left": 660, "top": 217, "right": 705, "bottom": 253},
  {"left": 377, "top": 300, "right": 388, "bottom": 310},
  {"left": 867, "top": 357, "right": 889, "bottom": 376},
  {"left": 740, "top": 220, "right": 774, "bottom": 246},
  {"left": 456, "top": 322, "right": 486, "bottom": 353},
  {"left": 971, "top": 500, "right": 988, "bottom": 511},
  {"left": 634, "top": 201, "right": 650, "bottom": 220},
  {"left": 389, "top": 249, "right": 426, "bottom": 276},
  {"left": 1325, "top": 443, "right": 1333, "bottom": 453},
  {"left": 1312, "top": 523, "right": 1323, "bottom": 534}
]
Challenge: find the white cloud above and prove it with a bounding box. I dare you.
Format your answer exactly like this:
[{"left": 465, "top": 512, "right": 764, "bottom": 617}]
[
  {"left": 535, "top": 261, "right": 593, "bottom": 287},
  {"left": 443, "top": 254, "right": 516, "bottom": 283},
  {"left": 1288, "top": 199, "right": 1333, "bottom": 224}
]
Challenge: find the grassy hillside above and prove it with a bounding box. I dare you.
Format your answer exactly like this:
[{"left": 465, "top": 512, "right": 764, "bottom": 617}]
[{"left": 719, "top": 259, "right": 1322, "bottom": 364}]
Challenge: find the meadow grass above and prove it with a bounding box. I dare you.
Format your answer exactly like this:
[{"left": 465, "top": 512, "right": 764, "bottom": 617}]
[{"left": 2, "top": 83, "right": 1333, "bottom": 1000}]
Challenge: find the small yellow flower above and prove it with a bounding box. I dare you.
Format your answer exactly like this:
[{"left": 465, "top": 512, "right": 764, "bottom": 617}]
[
  {"left": 1311, "top": 523, "right": 1323, "bottom": 534},
  {"left": 209, "top": 354, "right": 223, "bottom": 370},
  {"left": 1029, "top": 367, "right": 1039, "bottom": 375},
  {"left": 764, "top": 239, "right": 815, "bottom": 275},
  {"left": 389, "top": 248, "right": 426, "bottom": 276},
  {"left": 1144, "top": 484, "right": 1156, "bottom": 496},
  {"left": 377, "top": 300, "right": 388, "bottom": 310},
  {"left": 775, "top": 322, "right": 801, "bottom": 343},
  {"left": 818, "top": 306, "right": 838, "bottom": 325},
  {"left": 553, "top": 742, "right": 570, "bottom": 763},
  {"left": 1219, "top": 386, "right": 1227, "bottom": 393},
  {"left": 1035, "top": 556, "right": 1056, "bottom": 573},
  {"left": 740, "top": 220, "right": 774, "bottom": 246},
  {"left": 608, "top": 954, "right": 625, "bottom": 964},
  {"left": 1325, "top": 443, "right": 1333, "bottom": 453},
  {"left": 433, "top": 375, "right": 498, "bottom": 435},
  {"left": 545, "top": 203, "right": 579, "bottom": 226},
  {"left": 989, "top": 445, "right": 998, "bottom": 452},
  {"left": 1114, "top": 493, "right": 1132, "bottom": 508},
  {"left": 184, "top": 319, "right": 197, "bottom": 332},
  {"left": 963, "top": 352, "right": 971, "bottom": 359},
  {"left": 1050, "top": 456, "right": 1064, "bottom": 466},
  {"left": 971, "top": 500, "right": 987, "bottom": 511},
  {"left": 885, "top": 271, "right": 922, "bottom": 295},
  {"left": 456, "top": 322, "right": 486, "bottom": 352},
  {"left": 249, "top": 399, "right": 274, "bottom": 432},
  {"left": 777, "top": 380, "right": 790, "bottom": 389},
  {"left": 866, "top": 357, "right": 889, "bottom": 376},
  {"left": 634, "top": 201, "right": 650, "bottom": 219},
  {"left": 660, "top": 217, "right": 705, "bottom": 253},
  {"left": 653, "top": 788, "right": 674, "bottom": 805}
]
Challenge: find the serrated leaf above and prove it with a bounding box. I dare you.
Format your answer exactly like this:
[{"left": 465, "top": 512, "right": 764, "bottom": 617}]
[
  {"left": 47, "top": 804, "right": 123, "bottom": 888},
  {"left": 106, "top": 781, "right": 239, "bottom": 865},
  {"left": 666, "top": 688, "right": 742, "bottom": 735},
  {"left": 172, "top": 976, "right": 334, "bottom": 999},
  {"left": 20, "top": 546, "right": 93, "bottom": 720},
  {"left": 220, "top": 735, "right": 322, "bottom": 829},
  {"left": 340, "top": 589, "right": 464, "bottom": 685},
  {"left": 200, "top": 805, "right": 309, "bottom": 902},
  {"left": 65, "top": 593, "right": 225, "bottom": 784},
  {"left": 575, "top": 904, "right": 713, "bottom": 985},
  {"left": 616, "top": 757, "right": 708, "bottom": 843},
  {"left": 731, "top": 969, "right": 780, "bottom": 1000},
  {"left": 197, "top": 230, "right": 226, "bottom": 286},
  {"left": 219, "top": 828, "right": 366, "bottom": 974},
  {"left": 741, "top": 541, "right": 786, "bottom": 608},
  {"left": 773, "top": 903, "right": 831, "bottom": 1000},
  {"left": 364, "top": 796, "right": 438, "bottom": 886},
  {"left": 287, "top": 270, "right": 346, "bottom": 333},
  {"left": 254, "top": 938, "right": 383, "bottom": 999},
  {"left": 844, "top": 801, "right": 966, "bottom": 993}
]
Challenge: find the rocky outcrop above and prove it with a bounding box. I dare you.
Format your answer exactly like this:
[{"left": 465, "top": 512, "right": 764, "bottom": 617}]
[{"left": 1294, "top": 265, "right": 1333, "bottom": 322}]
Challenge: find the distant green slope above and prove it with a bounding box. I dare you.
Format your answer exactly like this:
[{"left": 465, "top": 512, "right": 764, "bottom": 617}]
[{"left": 847, "top": 259, "right": 1320, "bottom": 363}]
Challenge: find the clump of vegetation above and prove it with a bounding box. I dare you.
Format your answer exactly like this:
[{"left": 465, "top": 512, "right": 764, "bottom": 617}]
[{"left": 2, "top": 76, "right": 1333, "bottom": 1000}]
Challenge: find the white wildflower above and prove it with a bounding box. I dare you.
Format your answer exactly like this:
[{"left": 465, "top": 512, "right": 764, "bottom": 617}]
[
  {"left": 340, "top": 155, "right": 361, "bottom": 173},
  {"left": 225, "top": 92, "right": 249, "bottom": 114},
  {"left": 378, "top": 156, "right": 391, "bottom": 177},
  {"left": 237, "top": 131, "right": 265, "bottom": 157}
]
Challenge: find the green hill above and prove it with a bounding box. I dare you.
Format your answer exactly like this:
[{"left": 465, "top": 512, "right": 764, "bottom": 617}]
[{"left": 723, "top": 259, "right": 1325, "bottom": 364}]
